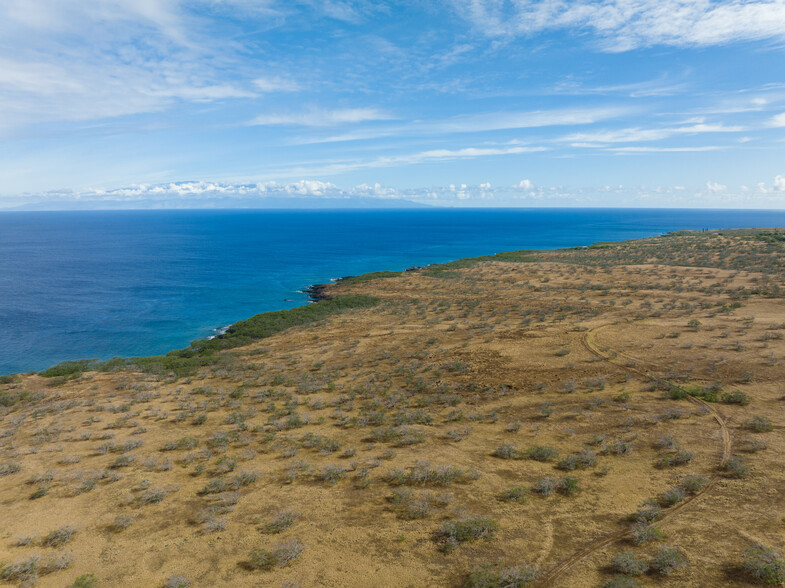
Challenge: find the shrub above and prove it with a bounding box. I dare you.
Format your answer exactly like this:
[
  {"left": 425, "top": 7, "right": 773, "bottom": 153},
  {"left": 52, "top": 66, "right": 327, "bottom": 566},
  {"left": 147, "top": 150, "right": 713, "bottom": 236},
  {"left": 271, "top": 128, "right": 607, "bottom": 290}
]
[
  {"left": 161, "top": 437, "right": 199, "bottom": 451},
  {"left": 743, "top": 543, "right": 785, "bottom": 585},
  {"left": 654, "top": 434, "right": 677, "bottom": 449},
  {"left": 0, "top": 462, "right": 22, "bottom": 477},
  {"left": 467, "top": 563, "right": 539, "bottom": 587},
  {"left": 532, "top": 477, "right": 557, "bottom": 497},
  {"left": 557, "top": 449, "right": 597, "bottom": 470},
  {"left": 263, "top": 510, "right": 298, "bottom": 534},
  {"left": 524, "top": 446, "right": 558, "bottom": 462},
  {"left": 0, "top": 556, "right": 40, "bottom": 584},
  {"left": 110, "top": 515, "right": 133, "bottom": 532},
  {"left": 724, "top": 455, "right": 751, "bottom": 478},
  {"left": 30, "top": 483, "right": 51, "bottom": 500},
  {"left": 657, "top": 449, "right": 694, "bottom": 468},
  {"left": 602, "top": 576, "right": 641, "bottom": 588},
  {"left": 630, "top": 499, "right": 662, "bottom": 523},
  {"left": 680, "top": 474, "right": 708, "bottom": 494},
  {"left": 557, "top": 476, "right": 580, "bottom": 496},
  {"left": 650, "top": 546, "right": 688, "bottom": 576},
  {"left": 437, "top": 515, "right": 499, "bottom": 552},
  {"left": 248, "top": 539, "right": 305, "bottom": 570},
  {"left": 744, "top": 437, "right": 769, "bottom": 453},
  {"left": 138, "top": 488, "right": 168, "bottom": 505},
  {"left": 630, "top": 523, "right": 666, "bottom": 545},
  {"left": 43, "top": 526, "right": 76, "bottom": 547},
  {"left": 604, "top": 441, "right": 633, "bottom": 456},
  {"left": 71, "top": 574, "right": 99, "bottom": 588},
  {"left": 401, "top": 499, "right": 433, "bottom": 520},
  {"left": 499, "top": 486, "right": 528, "bottom": 503},
  {"left": 493, "top": 444, "right": 521, "bottom": 459},
  {"left": 611, "top": 551, "right": 649, "bottom": 576},
  {"left": 317, "top": 465, "right": 346, "bottom": 485},
  {"left": 660, "top": 487, "right": 687, "bottom": 507},
  {"left": 744, "top": 416, "right": 774, "bottom": 433},
  {"left": 164, "top": 576, "right": 191, "bottom": 588},
  {"left": 384, "top": 462, "right": 475, "bottom": 486},
  {"left": 722, "top": 390, "right": 751, "bottom": 406}
]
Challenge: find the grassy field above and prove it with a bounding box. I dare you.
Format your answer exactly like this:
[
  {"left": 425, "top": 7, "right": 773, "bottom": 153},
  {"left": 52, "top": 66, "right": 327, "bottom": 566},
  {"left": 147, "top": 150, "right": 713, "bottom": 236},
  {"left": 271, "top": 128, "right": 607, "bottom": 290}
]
[{"left": 1, "top": 228, "right": 785, "bottom": 587}]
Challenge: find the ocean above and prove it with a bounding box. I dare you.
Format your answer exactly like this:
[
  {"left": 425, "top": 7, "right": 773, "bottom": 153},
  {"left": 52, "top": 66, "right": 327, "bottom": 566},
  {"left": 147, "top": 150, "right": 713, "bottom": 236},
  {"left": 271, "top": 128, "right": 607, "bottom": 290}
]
[{"left": 2, "top": 208, "right": 785, "bottom": 375}]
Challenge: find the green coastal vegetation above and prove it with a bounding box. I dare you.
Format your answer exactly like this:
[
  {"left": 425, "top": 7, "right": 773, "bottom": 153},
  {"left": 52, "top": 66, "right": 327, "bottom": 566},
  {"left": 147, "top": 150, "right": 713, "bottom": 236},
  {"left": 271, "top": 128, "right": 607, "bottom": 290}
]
[{"left": 39, "top": 294, "right": 380, "bottom": 380}]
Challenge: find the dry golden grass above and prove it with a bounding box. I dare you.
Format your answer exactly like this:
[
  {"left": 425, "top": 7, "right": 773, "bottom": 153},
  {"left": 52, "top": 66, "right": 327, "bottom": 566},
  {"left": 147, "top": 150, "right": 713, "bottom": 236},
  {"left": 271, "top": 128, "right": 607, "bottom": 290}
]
[{"left": 1, "top": 229, "right": 785, "bottom": 587}]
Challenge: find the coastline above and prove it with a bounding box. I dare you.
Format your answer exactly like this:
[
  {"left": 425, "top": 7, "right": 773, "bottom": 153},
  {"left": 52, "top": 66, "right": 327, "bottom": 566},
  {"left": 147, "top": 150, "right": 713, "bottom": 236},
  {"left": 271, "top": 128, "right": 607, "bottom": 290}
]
[
  {"left": 15, "top": 226, "right": 785, "bottom": 378},
  {"left": 6, "top": 209, "right": 785, "bottom": 376}
]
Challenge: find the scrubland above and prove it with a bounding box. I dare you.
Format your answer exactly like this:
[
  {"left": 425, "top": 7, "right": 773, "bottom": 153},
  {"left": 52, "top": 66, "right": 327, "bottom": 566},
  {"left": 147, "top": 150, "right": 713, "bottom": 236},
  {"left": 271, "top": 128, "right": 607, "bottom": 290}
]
[{"left": 2, "top": 229, "right": 785, "bottom": 587}]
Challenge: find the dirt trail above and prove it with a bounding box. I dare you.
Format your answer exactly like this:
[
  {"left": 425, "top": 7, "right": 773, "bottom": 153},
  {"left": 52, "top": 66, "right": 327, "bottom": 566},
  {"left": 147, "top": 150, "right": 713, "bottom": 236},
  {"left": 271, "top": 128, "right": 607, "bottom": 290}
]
[{"left": 535, "top": 324, "right": 732, "bottom": 587}]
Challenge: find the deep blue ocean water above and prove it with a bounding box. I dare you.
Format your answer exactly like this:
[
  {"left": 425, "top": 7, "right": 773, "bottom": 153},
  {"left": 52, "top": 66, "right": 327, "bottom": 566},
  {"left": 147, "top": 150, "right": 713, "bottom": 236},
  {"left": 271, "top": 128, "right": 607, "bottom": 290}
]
[{"left": 2, "top": 208, "right": 785, "bottom": 375}]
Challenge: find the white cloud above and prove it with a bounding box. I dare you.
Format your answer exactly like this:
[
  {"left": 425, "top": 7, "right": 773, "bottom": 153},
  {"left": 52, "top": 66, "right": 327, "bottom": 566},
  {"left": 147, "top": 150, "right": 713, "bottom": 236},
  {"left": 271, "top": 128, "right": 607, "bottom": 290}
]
[
  {"left": 252, "top": 76, "right": 301, "bottom": 93},
  {"left": 515, "top": 179, "right": 534, "bottom": 190},
  {"left": 53, "top": 180, "right": 346, "bottom": 202},
  {"left": 562, "top": 123, "right": 745, "bottom": 145},
  {"left": 610, "top": 146, "right": 724, "bottom": 153},
  {"left": 706, "top": 181, "right": 727, "bottom": 193},
  {"left": 293, "top": 107, "right": 629, "bottom": 144},
  {"left": 248, "top": 108, "right": 393, "bottom": 126},
  {"left": 774, "top": 175, "right": 785, "bottom": 191},
  {"left": 769, "top": 112, "right": 785, "bottom": 127},
  {"left": 453, "top": 0, "right": 785, "bottom": 51}
]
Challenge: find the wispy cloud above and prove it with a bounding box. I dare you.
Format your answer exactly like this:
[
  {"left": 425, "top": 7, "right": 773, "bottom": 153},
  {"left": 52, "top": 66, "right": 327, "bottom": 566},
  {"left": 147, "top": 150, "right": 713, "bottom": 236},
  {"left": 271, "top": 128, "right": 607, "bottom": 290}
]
[
  {"left": 248, "top": 108, "right": 394, "bottom": 127},
  {"left": 561, "top": 122, "right": 745, "bottom": 145},
  {"left": 609, "top": 146, "right": 725, "bottom": 153},
  {"left": 252, "top": 76, "right": 302, "bottom": 93},
  {"left": 293, "top": 106, "right": 630, "bottom": 144},
  {"left": 453, "top": 0, "right": 785, "bottom": 51}
]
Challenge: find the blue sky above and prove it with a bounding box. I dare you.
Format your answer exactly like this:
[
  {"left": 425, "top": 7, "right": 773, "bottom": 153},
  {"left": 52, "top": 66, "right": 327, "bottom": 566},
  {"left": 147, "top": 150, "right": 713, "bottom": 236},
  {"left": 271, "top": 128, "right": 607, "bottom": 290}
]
[{"left": 2, "top": 0, "right": 785, "bottom": 208}]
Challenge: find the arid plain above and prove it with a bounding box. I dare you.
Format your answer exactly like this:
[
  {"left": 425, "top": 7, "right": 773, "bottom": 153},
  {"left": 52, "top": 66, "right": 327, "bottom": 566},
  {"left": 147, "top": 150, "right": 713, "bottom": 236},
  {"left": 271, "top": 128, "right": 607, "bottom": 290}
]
[{"left": 2, "top": 229, "right": 785, "bottom": 587}]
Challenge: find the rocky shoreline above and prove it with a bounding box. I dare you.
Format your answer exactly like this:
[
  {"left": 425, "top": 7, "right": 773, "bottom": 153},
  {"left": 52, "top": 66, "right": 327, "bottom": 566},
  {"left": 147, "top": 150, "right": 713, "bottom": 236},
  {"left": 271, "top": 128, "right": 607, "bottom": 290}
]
[{"left": 301, "top": 282, "right": 335, "bottom": 302}]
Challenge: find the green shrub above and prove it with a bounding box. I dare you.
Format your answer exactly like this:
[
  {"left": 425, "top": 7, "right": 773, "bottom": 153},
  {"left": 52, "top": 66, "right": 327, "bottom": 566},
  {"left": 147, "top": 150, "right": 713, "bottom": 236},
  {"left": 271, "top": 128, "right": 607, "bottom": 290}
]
[
  {"left": 532, "top": 477, "right": 557, "bottom": 497},
  {"left": 468, "top": 563, "right": 539, "bottom": 587},
  {"left": 602, "top": 576, "right": 641, "bottom": 588},
  {"left": 660, "top": 487, "right": 687, "bottom": 507},
  {"left": 384, "top": 462, "right": 476, "bottom": 486},
  {"left": 499, "top": 486, "right": 529, "bottom": 503},
  {"left": 650, "top": 546, "right": 688, "bottom": 576},
  {"left": 657, "top": 449, "right": 694, "bottom": 468},
  {"left": 524, "top": 446, "right": 558, "bottom": 462},
  {"left": 557, "top": 449, "right": 597, "bottom": 470},
  {"left": 437, "top": 515, "right": 498, "bottom": 552},
  {"left": 39, "top": 295, "right": 380, "bottom": 378},
  {"left": 71, "top": 573, "right": 99, "bottom": 588},
  {"left": 744, "top": 416, "right": 774, "bottom": 433},
  {"left": 557, "top": 476, "right": 579, "bottom": 496},
  {"left": 263, "top": 510, "right": 297, "bottom": 534},
  {"left": 493, "top": 444, "right": 521, "bottom": 459},
  {"left": 164, "top": 575, "right": 190, "bottom": 588},
  {"left": 43, "top": 526, "right": 75, "bottom": 547},
  {"left": 722, "top": 390, "right": 751, "bottom": 406},
  {"left": 630, "top": 499, "right": 662, "bottom": 523},
  {"left": 743, "top": 543, "right": 785, "bottom": 585},
  {"left": 248, "top": 539, "right": 305, "bottom": 570},
  {"left": 680, "top": 474, "right": 708, "bottom": 494},
  {"left": 724, "top": 455, "right": 750, "bottom": 478},
  {"left": 630, "top": 523, "right": 666, "bottom": 545},
  {"left": 0, "top": 462, "right": 22, "bottom": 477},
  {"left": 611, "top": 551, "right": 649, "bottom": 576}
]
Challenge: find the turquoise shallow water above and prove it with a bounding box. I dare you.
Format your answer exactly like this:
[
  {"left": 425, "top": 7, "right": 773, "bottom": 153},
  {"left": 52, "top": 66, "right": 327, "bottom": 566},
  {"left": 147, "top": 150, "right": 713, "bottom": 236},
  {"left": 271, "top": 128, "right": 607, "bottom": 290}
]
[{"left": 2, "top": 208, "right": 785, "bottom": 374}]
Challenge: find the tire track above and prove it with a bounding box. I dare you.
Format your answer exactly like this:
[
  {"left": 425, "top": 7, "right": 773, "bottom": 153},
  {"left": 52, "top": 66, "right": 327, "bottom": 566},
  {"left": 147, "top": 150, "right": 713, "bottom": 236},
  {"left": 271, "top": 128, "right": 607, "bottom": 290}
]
[{"left": 535, "top": 324, "right": 732, "bottom": 587}]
